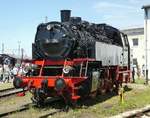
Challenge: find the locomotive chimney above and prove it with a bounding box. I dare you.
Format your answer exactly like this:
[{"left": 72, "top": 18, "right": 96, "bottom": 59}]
[{"left": 60, "top": 10, "right": 71, "bottom": 22}]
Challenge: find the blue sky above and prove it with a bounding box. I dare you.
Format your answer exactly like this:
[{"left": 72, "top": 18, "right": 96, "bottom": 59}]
[{"left": 0, "top": 0, "right": 149, "bottom": 57}]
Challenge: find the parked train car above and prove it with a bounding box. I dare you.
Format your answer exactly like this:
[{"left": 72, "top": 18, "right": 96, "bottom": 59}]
[
  {"left": 0, "top": 54, "right": 16, "bottom": 67},
  {"left": 13, "top": 10, "right": 130, "bottom": 107}
]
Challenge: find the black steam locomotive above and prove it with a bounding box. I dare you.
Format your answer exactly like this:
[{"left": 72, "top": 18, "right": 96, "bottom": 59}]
[
  {"left": 13, "top": 10, "right": 130, "bottom": 107},
  {"left": 33, "top": 10, "right": 130, "bottom": 67}
]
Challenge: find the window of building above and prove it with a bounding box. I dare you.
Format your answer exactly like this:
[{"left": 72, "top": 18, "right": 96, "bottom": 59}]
[
  {"left": 132, "top": 38, "right": 138, "bottom": 46},
  {"left": 133, "top": 58, "right": 137, "bottom": 65}
]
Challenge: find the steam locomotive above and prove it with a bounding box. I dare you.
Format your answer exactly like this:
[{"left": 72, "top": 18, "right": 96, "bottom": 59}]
[{"left": 13, "top": 10, "right": 130, "bottom": 106}]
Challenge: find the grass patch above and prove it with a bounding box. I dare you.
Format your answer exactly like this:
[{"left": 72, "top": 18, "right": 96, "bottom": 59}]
[
  {"left": 54, "top": 84, "right": 150, "bottom": 118},
  {"left": 6, "top": 84, "right": 150, "bottom": 118},
  {"left": 135, "top": 78, "right": 145, "bottom": 84},
  {"left": 135, "top": 77, "right": 146, "bottom": 84}
]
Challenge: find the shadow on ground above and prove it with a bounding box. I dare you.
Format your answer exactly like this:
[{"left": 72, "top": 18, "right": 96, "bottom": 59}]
[
  {"left": 77, "top": 85, "right": 132, "bottom": 107},
  {"left": 29, "top": 85, "right": 132, "bottom": 117}
]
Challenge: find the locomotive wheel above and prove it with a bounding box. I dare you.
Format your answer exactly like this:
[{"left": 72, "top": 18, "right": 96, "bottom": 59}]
[
  {"left": 61, "top": 90, "right": 75, "bottom": 108},
  {"left": 98, "top": 79, "right": 106, "bottom": 95},
  {"left": 107, "top": 79, "right": 114, "bottom": 92},
  {"left": 31, "top": 89, "right": 46, "bottom": 107},
  {"left": 70, "top": 100, "right": 78, "bottom": 108},
  {"left": 78, "top": 75, "right": 92, "bottom": 99},
  {"left": 31, "top": 96, "right": 45, "bottom": 107},
  {"left": 90, "top": 92, "right": 97, "bottom": 99},
  {"left": 63, "top": 99, "right": 77, "bottom": 110}
]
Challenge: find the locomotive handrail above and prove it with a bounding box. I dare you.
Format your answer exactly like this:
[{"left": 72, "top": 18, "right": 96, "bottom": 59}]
[
  {"left": 39, "top": 59, "right": 45, "bottom": 76},
  {"left": 84, "top": 61, "right": 88, "bottom": 76},
  {"left": 79, "top": 62, "right": 83, "bottom": 77}
]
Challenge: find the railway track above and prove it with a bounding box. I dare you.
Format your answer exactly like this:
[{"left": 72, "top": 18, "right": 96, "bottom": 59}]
[
  {"left": 0, "top": 103, "right": 31, "bottom": 117},
  {"left": 0, "top": 87, "right": 14, "bottom": 92},
  {"left": 39, "top": 108, "right": 66, "bottom": 118},
  {"left": 127, "top": 108, "right": 150, "bottom": 118},
  {"left": 0, "top": 97, "right": 64, "bottom": 118},
  {"left": 0, "top": 88, "right": 24, "bottom": 98},
  {"left": 111, "top": 105, "right": 150, "bottom": 118}
]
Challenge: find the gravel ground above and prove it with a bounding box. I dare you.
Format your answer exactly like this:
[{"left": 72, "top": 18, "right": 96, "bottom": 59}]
[
  {"left": 126, "top": 83, "right": 149, "bottom": 90},
  {"left": 0, "top": 92, "right": 31, "bottom": 113},
  {"left": 0, "top": 82, "right": 13, "bottom": 90}
]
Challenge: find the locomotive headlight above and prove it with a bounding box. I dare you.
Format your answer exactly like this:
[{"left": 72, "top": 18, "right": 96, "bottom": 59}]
[
  {"left": 55, "top": 78, "right": 66, "bottom": 91},
  {"left": 63, "top": 66, "right": 72, "bottom": 74},
  {"left": 47, "top": 25, "right": 52, "bottom": 30},
  {"left": 62, "top": 34, "right": 66, "bottom": 38}
]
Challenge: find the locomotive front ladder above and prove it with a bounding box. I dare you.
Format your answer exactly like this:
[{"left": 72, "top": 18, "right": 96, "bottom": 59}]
[{"left": 79, "top": 60, "right": 89, "bottom": 77}]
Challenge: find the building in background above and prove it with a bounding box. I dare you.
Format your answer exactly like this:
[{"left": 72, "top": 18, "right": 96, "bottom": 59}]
[
  {"left": 142, "top": 5, "right": 150, "bottom": 80},
  {"left": 122, "top": 27, "right": 145, "bottom": 76},
  {"left": 123, "top": 5, "right": 150, "bottom": 80}
]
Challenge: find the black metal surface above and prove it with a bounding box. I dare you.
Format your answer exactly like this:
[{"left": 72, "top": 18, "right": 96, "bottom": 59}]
[
  {"left": 34, "top": 22, "right": 74, "bottom": 59},
  {"left": 32, "top": 10, "right": 129, "bottom": 64},
  {"left": 70, "top": 17, "right": 82, "bottom": 24},
  {"left": 61, "top": 10, "right": 71, "bottom": 22}
]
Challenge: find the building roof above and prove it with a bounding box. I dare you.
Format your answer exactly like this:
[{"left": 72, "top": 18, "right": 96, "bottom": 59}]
[
  {"left": 142, "top": 5, "right": 150, "bottom": 9},
  {"left": 122, "top": 27, "right": 144, "bottom": 36}
]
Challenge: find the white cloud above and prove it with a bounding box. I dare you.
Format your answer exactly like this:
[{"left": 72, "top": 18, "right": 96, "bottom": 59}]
[
  {"left": 128, "top": 0, "right": 140, "bottom": 4},
  {"left": 94, "top": 2, "right": 136, "bottom": 11},
  {"left": 92, "top": 1, "right": 144, "bottom": 29},
  {"left": 102, "top": 14, "right": 127, "bottom": 20},
  {"left": 93, "top": 1, "right": 141, "bottom": 14},
  {"left": 128, "top": 0, "right": 150, "bottom": 4}
]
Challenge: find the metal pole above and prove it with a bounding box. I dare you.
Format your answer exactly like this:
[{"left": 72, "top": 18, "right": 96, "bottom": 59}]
[
  {"left": 21, "top": 48, "right": 24, "bottom": 61},
  {"left": 145, "top": 9, "right": 148, "bottom": 84},
  {"left": 1, "top": 43, "right": 4, "bottom": 54},
  {"left": 18, "top": 41, "right": 21, "bottom": 58},
  {"left": 45, "top": 16, "right": 48, "bottom": 23},
  {"left": 21, "top": 48, "right": 24, "bottom": 74}
]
